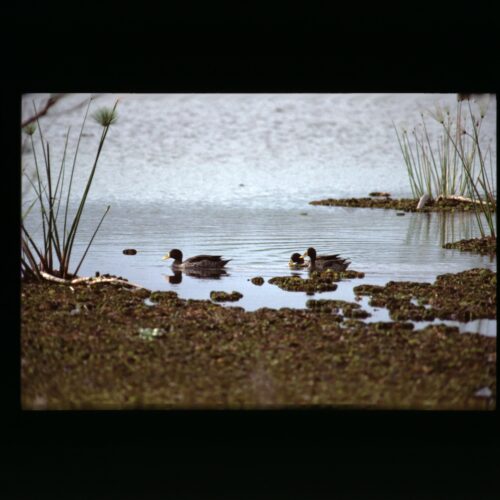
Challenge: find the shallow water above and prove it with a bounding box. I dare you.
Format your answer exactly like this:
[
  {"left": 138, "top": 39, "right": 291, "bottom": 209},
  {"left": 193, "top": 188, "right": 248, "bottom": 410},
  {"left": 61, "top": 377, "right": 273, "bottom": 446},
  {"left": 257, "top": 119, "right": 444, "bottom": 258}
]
[
  {"left": 50, "top": 200, "right": 496, "bottom": 336},
  {"left": 22, "top": 93, "right": 497, "bottom": 336}
]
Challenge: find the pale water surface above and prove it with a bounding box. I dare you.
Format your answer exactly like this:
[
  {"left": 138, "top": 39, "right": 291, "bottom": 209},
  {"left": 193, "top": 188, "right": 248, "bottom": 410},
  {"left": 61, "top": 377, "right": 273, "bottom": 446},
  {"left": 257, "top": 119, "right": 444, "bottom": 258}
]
[{"left": 22, "top": 94, "right": 497, "bottom": 336}]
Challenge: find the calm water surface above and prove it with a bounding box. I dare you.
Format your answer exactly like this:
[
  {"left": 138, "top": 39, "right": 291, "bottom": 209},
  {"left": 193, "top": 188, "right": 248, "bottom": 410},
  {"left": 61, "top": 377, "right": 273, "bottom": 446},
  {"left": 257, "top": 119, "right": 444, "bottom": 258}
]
[{"left": 22, "top": 94, "right": 497, "bottom": 336}]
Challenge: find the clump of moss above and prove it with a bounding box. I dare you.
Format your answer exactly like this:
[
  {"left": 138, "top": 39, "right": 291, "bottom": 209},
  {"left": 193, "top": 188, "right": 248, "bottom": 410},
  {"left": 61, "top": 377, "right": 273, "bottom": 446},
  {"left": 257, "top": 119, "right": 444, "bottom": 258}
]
[
  {"left": 309, "top": 197, "right": 495, "bottom": 213},
  {"left": 250, "top": 277, "right": 265, "bottom": 286},
  {"left": 269, "top": 276, "right": 338, "bottom": 293},
  {"left": 269, "top": 268, "right": 364, "bottom": 294},
  {"left": 443, "top": 236, "right": 496, "bottom": 255},
  {"left": 354, "top": 268, "right": 496, "bottom": 322},
  {"left": 210, "top": 291, "right": 243, "bottom": 302}
]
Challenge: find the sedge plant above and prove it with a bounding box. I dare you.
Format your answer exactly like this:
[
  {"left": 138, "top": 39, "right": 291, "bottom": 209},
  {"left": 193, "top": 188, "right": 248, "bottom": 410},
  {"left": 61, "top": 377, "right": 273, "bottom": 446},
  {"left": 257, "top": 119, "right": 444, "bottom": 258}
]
[
  {"left": 21, "top": 98, "right": 118, "bottom": 280},
  {"left": 394, "top": 95, "right": 496, "bottom": 237}
]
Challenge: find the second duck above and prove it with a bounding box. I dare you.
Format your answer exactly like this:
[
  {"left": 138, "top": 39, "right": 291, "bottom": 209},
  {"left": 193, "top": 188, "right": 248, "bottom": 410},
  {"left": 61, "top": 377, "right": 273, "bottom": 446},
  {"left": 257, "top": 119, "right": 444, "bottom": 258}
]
[{"left": 301, "top": 247, "right": 351, "bottom": 271}]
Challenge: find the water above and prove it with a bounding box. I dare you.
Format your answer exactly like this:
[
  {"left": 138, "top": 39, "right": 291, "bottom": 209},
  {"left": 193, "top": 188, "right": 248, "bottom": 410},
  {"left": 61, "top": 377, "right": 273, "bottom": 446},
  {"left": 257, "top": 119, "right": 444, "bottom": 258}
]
[{"left": 21, "top": 93, "right": 497, "bottom": 336}]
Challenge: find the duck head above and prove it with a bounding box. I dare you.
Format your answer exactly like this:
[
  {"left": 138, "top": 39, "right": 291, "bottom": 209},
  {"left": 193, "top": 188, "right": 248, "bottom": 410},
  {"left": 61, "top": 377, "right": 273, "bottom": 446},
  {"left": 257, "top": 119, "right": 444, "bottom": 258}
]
[
  {"left": 301, "top": 247, "right": 316, "bottom": 263},
  {"left": 162, "top": 248, "right": 183, "bottom": 262},
  {"left": 289, "top": 252, "right": 305, "bottom": 266}
]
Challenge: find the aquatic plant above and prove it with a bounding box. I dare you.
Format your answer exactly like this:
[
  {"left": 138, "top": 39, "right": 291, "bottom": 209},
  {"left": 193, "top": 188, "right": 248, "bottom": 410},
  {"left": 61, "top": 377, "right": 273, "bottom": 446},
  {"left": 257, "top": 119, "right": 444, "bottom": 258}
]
[
  {"left": 393, "top": 95, "right": 496, "bottom": 237},
  {"left": 21, "top": 98, "right": 119, "bottom": 280}
]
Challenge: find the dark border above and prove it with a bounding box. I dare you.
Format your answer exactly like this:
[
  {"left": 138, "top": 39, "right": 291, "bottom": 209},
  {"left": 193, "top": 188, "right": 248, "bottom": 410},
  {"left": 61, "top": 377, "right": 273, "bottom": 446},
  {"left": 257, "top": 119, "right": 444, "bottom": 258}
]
[{"left": 5, "top": 8, "right": 499, "bottom": 497}]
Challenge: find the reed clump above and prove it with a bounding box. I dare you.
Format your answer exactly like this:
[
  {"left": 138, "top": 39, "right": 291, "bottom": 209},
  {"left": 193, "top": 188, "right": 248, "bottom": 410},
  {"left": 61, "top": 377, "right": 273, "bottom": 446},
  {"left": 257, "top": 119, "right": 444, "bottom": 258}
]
[
  {"left": 394, "top": 94, "right": 496, "bottom": 237},
  {"left": 21, "top": 98, "right": 119, "bottom": 281}
]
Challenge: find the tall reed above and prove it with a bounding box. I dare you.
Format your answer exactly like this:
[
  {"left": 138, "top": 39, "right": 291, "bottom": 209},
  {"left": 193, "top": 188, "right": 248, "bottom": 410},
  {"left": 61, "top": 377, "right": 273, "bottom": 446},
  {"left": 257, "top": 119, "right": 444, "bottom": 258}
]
[
  {"left": 21, "top": 98, "right": 118, "bottom": 280},
  {"left": 394, "top": 95, "right": 496, "bottom": 237}
]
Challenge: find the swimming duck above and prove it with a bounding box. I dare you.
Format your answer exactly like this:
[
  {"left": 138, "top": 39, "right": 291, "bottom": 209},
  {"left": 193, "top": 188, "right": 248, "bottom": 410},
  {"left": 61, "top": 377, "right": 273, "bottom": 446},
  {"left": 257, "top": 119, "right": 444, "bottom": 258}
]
[
  {"left": 288, "top": 252, "right": 308, "bottom": 268},
  {"left": 301, "top": 247, "right": 351, "bottom": 271},
  {"left": 162, "top": 249, "right": 231, "bottom": 270}
]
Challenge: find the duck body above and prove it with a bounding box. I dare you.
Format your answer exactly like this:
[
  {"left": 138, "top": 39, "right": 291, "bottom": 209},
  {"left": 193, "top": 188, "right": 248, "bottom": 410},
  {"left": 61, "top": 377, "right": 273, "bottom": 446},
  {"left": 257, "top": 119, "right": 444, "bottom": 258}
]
[
  {"left": 162, "top": 249, "right": 231, "bottom": 270},
  {"left": 301, "top": 247, "right": 351, "bottom": 271},
  {"left": 288, "top": 252, "right": 308, "bottom": 268}
]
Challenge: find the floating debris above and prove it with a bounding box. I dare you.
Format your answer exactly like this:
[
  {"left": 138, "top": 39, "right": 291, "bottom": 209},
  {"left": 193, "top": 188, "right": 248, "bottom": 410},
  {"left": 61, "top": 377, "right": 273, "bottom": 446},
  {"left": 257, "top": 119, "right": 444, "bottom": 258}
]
[
  {"left": 123, "top": 249, "right": 137, "bottom": 255},
  {"left": 396, "top": 212, "right": 405, "bottom": 216},
  {"left": 210, "top": 291, "right": 243, "bottom": 302}
]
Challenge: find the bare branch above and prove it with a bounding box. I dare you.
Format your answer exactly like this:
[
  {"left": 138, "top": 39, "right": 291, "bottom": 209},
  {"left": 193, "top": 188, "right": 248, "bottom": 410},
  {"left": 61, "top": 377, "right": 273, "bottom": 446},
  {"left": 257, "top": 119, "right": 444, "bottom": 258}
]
[{"left": 21, "top": 94, "right": 66, "bottom": 128}]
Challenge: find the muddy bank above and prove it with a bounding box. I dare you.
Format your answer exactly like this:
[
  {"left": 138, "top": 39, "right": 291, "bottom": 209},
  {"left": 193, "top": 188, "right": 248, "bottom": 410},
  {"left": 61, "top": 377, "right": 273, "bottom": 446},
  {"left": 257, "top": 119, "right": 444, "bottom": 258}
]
[
  {"left": 310, "top": 197, "right": 496, "bottom": 213},
  {"left": 443, "top": 236, "right": 496, "bottom": 255},
  {"left": 21, "top": 271, "right": 496, "bottom": 410}
]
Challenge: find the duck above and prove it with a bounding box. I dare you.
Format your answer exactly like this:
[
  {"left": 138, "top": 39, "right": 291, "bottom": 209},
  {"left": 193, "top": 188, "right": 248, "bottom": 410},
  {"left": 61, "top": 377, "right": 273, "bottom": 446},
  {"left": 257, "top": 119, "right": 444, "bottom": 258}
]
[
  {"left": 288, "top": 252, "right": 308, "bottom": 268},
  {"left": 162, "top": 249, "right": 231, "bottom": 270},
  {"left": 301, "top": 247, "right": 351, "bottom": 271}
]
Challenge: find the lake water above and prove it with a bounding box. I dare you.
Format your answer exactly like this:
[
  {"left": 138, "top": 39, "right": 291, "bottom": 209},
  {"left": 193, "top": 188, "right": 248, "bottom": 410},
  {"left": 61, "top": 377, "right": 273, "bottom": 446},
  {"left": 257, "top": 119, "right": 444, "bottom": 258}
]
[{"left": 21, "top": 93, "right": 497, "bottom": 336}]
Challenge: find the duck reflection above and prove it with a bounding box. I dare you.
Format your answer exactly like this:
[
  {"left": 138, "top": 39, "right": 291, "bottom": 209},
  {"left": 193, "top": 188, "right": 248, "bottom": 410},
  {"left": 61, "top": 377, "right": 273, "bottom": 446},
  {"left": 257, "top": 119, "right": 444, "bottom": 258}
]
[{"left": 164, "top": 268, "right": 229, "bottom": 284}]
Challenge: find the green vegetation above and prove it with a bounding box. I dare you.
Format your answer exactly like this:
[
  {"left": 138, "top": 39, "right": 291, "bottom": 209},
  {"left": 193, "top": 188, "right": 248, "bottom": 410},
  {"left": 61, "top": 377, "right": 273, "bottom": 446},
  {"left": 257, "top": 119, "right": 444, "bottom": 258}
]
[
  {"left": 21, "top": 279, "right": 496, "bottom": 409},
  {"left": 21, "top": 98, "right": 119, "bottom": 280}
]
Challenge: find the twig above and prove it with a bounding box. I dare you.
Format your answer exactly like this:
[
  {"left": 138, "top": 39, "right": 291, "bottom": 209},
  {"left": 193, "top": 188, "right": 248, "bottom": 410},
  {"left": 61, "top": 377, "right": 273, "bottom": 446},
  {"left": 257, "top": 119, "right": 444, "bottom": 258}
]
[
  {"left": 22, "top": 94, "right": 66, "bottom": 128},
  {"left": 39, "top": 271, "right": 147, "bottom": 290},
  {"left": 435, "top": 194, "right": 494, "bottom": 206}
]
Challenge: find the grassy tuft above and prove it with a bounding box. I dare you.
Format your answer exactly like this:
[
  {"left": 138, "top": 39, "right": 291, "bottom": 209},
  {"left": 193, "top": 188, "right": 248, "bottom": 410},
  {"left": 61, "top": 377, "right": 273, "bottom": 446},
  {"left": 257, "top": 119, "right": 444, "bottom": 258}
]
[{"left": 91, "top": 107, "right": 118, "bottom": 127}]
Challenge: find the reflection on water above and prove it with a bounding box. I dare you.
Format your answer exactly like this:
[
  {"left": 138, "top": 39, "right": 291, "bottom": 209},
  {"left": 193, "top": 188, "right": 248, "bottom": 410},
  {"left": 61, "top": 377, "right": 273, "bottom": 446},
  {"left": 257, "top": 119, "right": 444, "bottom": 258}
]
[
  {"left": 406, "top": 210, "right": 496, "bottom": 250},
  {"left": 164, "top": 268, "right": 229, "bottom": 284}
]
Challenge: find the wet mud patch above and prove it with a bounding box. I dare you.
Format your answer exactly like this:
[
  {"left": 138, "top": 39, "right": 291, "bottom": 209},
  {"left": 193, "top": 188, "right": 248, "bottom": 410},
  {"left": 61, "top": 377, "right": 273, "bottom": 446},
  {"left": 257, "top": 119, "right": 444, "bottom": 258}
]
[
  {"left": 354, "top": 268, "right": 496, "bottom": 322},
  {"left": 21, "top": 279, "right": 495, "bottom": 410},
  {"left": 443, "top": 236, "right": 496, "bottom": 255},
  {"left": 310, "top": 197, "right": 495, "bottom": 213}
]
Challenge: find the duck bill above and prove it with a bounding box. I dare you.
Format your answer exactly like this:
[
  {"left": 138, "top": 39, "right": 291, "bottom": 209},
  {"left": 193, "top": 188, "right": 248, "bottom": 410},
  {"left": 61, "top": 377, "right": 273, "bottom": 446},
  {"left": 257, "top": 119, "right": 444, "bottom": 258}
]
[{"left": 161, "top": 253, "right": 170, "bottom": 261}]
